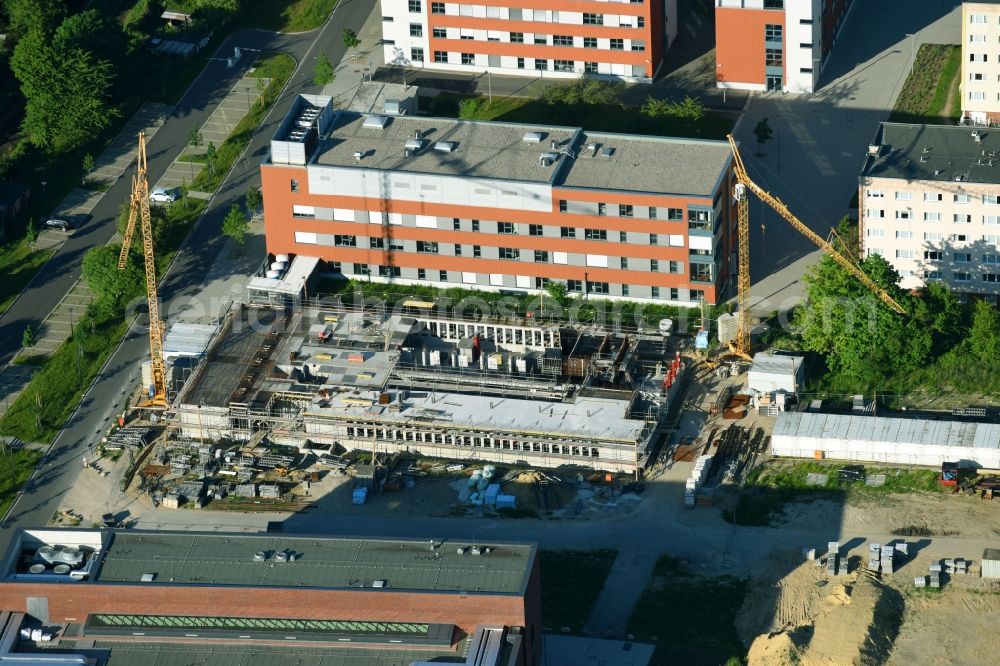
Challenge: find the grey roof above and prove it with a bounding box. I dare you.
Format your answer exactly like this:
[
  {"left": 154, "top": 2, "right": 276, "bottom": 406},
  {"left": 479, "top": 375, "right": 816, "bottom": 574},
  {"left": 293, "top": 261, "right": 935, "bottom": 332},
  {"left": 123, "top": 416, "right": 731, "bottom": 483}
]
[
  {"left": 560, "top": 131, "right": 732, "bottom": 196},
  {"left": 88, "top": 643, "right": 464, "bottom": 666},
  {"left": 862, "top": 122, "right": 1000, "bottom": 185},
  {"left": 94, "top": 531, "right": 534, "bottom": 594},
  {"left": 309, "top": 391, "right": 647, "bottom": 443},
  {"left": 774, "top": 412, "right": 1000, "bottom": 449},
  {"left": 314, "top": 113, "right": 580, "bottom": 184},
  {"left": 749, "top": 353, "right": 804, "bottom": 377},
  {"left": 312, "top": 113, "right": 731, "bottom": 195}
]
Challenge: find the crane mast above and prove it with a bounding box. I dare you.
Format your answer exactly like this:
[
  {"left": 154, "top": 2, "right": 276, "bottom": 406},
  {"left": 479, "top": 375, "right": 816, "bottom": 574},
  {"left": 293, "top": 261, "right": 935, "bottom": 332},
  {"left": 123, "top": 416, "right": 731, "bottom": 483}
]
[
  {"left": 725, "top": 134, "right": 906, "bottom": 359},
  {"left": 118, "top": 132, "right": 168, "bottom": 409}
]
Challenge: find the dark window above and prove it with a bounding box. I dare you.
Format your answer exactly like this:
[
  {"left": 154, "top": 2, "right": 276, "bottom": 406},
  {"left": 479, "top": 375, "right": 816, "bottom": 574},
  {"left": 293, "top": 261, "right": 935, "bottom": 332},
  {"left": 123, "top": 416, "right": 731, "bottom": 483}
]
[
  {"left": 583, "top": 13, "right": 603, "bottom": 25},
  {"left": 583, "top": 37, "right": 597, "bottom": 49},
  {"left": 567, "top": 279, "right": 583, "bottom": 292},
  {"left": 763, "top": 0, "right": 783, "bottom": 7},
  {"left": 670, "top": 287, "right": 678, "bottom": 300},
  {"left": 765, "top": 48, "right": 783, "bottom": 67},
  {"left": 651, "top": 286, "right": 660, "bottom": 298},
  {"left": 610, "top": 38, "right": 624, "bottom": 51},
  {"left": 650, "top": 259, "right": 658, "bottom": 272},
  {"left": 585, "top": 228, "right": 607, "bottom": 241},
  {"left": 554, "top": 59, "right": 574, "bottom": 72},
  {"left": 290, "top": 179, "right": 299, "bottom": 192},
  {"left": 472, "top": 219, "right": 480, "bottom": 231},
  {"left": 667, "top": 208, "right": 683, "bottom": 221},
  {"left": 379, "top": 265, "right": 401, "bottom": 278},
  {"left": 648, "top": 207, "right": 657, "bottom": 220},
  {"left": 416, "top": 240, "right": 438, "bottom": 253},
  {"left": 925, "top": 250, "right": 942, "bottom": 261},
  {"left": 588, "top": 281, "right": 609, "bottom": 294},
  {"left": 434, "top": 51, "right": 447, "bottom": 63},
  {"left": 453, "top": 218, "right": 461, "bottom": 230},
  {"left": 461, "top": 52, "right": 474, "bottom": 65},
  {"left": 410, "top": 23, "right": 423, "bottom": 36},
  {"left": 389, "top": 240, "right": 404, "bottom": 251},
  {"left": 622, "top": 284, "right": 629, "bottom": 296},
  {"left": 498, "top": 221, "right": 516, "bottom": 234},
  {"left": 439, "top": 270, "right": 448, "bottom": 281},
  {"left": 433, "top": 27, "right": 446, "bottom": 38},
  {"left": 560, "top": 227, "right": 576, "bottom": 238},
  {"left": 534, "top": 250, "right": 549, "bottom": 262},
  {"left": 619, "top": 204, "right": 633, "bottom": 217},
  {"left": 559, "top": 199, "right": 568, "bottom": 212},
  {"left": 534, "top": 35, "right": 547, "bottom": 45},
  {"left": 584, "top": 61, "right": 598, "bottom": 73},
  {"left": 473, "top": 245, "right": 481, "bottom": 257},
  {"left": 499, "top": 247, "right": 520, "bottom": 260},
  {"left": 598, "top": 203, "right": 607, "bottom": 216},
  {"left": 411, "top": 47, "right": 424, "bottom": 61},
  {"left": 631, "top": 40, "right": 645, "bottom": 52},
  {"left": 535, "top": 277, "right": 550, "bottom": 289},
  {"left": 619, "top": 257, "right": 628, "bottom": 269},
  {"left": 535, "top": 59, "right": 548, "bottom": 71},
  {"left": 431, "top": 1, "right": 444, "bottom": 12},
  {"left": 516, "top": 57, "right": 525, "bottom": 69},
  {"left": 369, "top": 237, "right": 384, "bottom": 249},
  {"left": 408, "top": 0, "right": 421, "bottom": 11},
  {"left": 800, "top": 67, "right": 813, "bottom": 73},
  {"left": 765, "top": 24, "right": 782, "bottom": 42},
  {"left": 619, "top": 231, "right": 627, "bottom": 243},
  {"left": 637, "top": 16, "right": 644, "bottom": 27},
  {"left": 649, "top": 233, "right": 658, "bottom": 245},
  {"left": 460, "top": 34, "right": 473, "bottom": 40},
  {"left": 690, "top": 263, "right": 713, "bottom": 282},
  {"left": 529, "top": 224, "right": 544, "bottom": 236},
  {"left": 669, "top": 260, "right": 682, "bottom": 274},
  {"left": 510, "top": 32, "right": 524, "bottom": 43},
  {"left": 383, "top": 16, "right": 393, "bottom": 22},
  {"left": 334, "top": 235, "right": 356, "bottom": 247},
  {"left": 355, "top": 263, "right": 370, "bottom": 275},
  {"left": 553, "top": 35, "right": 573, "bottom": 46},
  {"left": 455, "top": 244, "right": 462, "bottom": 256}
]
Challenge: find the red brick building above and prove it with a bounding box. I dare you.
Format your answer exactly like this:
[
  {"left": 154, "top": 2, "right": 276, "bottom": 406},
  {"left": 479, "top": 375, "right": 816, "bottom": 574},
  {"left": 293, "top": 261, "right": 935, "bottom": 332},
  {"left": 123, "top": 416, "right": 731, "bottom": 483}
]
[{"left": 0, "top": 529, "right": 540, "bottom": 665}]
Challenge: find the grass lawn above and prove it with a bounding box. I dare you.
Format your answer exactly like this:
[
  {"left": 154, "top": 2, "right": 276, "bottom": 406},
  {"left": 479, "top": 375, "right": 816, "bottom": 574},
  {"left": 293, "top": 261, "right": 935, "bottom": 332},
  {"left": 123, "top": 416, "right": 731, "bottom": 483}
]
[
  {"left": 723, "top": 460, "right": 946, "bottom": 527},
  {"left": 890, "top": 44, "right": 962, "bottom": 124},
  {"left": 422, "top": 93, "right": 736, "bottom": 140},
  {"left": 628, "top": 555, "right": 748, "bottom": 665},
  {"left": 0, "top": 448, "right": 43, "bottom": 518},
  {"left": 191, "top": 53, "right": 295, "bottom": 193},
  {"left": 232, "top": 0, "right": 337, "bottom": 33},
  {"left": 0, "top": 241, "right": 53, "bottom": 317},
  {"left": 539, "top": 549, "right": 617, "bottom": 633}
]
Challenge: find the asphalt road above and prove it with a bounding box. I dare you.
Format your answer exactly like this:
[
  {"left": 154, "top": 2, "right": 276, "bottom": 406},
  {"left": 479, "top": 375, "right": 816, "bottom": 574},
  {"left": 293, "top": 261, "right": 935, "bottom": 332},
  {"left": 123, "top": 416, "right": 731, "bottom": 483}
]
[{"left": 0, "top": 0, "right": 378, "bottom": 549}]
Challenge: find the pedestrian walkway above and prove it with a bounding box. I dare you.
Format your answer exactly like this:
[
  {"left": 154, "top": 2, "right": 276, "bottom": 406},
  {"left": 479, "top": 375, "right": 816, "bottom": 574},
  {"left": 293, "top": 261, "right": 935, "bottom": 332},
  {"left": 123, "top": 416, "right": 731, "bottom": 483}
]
[
  {"left": 322, "top": 6, "right": 385, "bottom": 107},
  {"left": 582, "top": 548, "right": 660, "bottom": 638},
  {"left": 154, "top": 74, "right": 270, "bottom": 195}
]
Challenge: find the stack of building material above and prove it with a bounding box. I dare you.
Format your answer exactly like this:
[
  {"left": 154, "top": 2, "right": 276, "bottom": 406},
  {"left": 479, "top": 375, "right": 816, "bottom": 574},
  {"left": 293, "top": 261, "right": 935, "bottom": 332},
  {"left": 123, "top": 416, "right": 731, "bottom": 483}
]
[
  {"left": 259, "top": 484, "right": 281, "bottom": 499},
  {"left": 929, "top": 561, "right": 942, "bottom": 588},
  {"left": 484, "top": 483, "right": 501, "bottom": 507},
  {"left": 881, "top": 545, "right": 896, "bottom": 574},
  {"left": 495, "top": 494, "right": 516, "bottom": 509},
  {"left": 352, "top": 486, "right": 368, "bottom": 505},
  {"left": 914, "top": 576, "right": 926, "bottom": 588},
  {"left": 868, "top": 543, "right": 882, "bottom": 573},
  {"left": 234, "top": 483, "right": 256, "bottom": 497},
  {"left": 943, "top": 558, "right": 968, "bottom": 575},
  {"left": 827, "top": 542, "right": 840, "bottom": 576},
  {"left": 685, "top": 455, "right": 712, "bottom": 507},
  {"left": 161, "top": 493, "right": 180, "bottom": 509}
]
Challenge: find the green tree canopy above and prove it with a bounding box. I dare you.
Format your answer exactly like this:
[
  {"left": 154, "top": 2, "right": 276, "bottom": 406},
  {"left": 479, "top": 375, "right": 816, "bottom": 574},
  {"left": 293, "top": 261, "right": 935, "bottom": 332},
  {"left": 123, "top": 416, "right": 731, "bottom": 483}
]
[
  {"left": 53, "top": 9, "right": 127, "bottom": 65},
  {"left": 245, "top": 184, "right": 261, "bottom": 215},
  {"left": 10, "top": 27, "right": 118, "bottom": 152},
  {"left": 116, "top": 201, "right": 171, "bottom": 250},
  {"left": 313, "top": 52, "right": 335, "bottom": 86},
  {"left": 3, "top": 0, "right": 65, "bottom": 43},
  {"left": 82, "top": 245, "right": 144, "bottom": 312},
  {"left": 969, "top": 299, "right": 1000, "bottom": 364},
  {"left": 342, "top": 28, "right": 360, "bottom": 50},
  {"left": 222, "top": 203, "right": 248, "bottom": 246}
]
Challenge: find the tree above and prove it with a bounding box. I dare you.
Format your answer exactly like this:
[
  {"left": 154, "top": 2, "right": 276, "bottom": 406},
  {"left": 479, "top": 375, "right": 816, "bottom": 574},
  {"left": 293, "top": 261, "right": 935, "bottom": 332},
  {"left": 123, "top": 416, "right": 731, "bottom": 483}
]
[
  {"left": 342, "top": 28, "right": 360, "bottom": 50},
  {"left": 205, "top": 141, "right": 217, "bottom": 175},
  {"left": 24, "top": 217, "right": 36, "bottom": 245},
  {"left": 641, "top": 95, "right": 706, "bottom": 123},
  {"left": 188, "top": 128, "right": 203, "bottom": 152},
  {"left": 222, "top": 204, "right": 248, "bottom": 247},
  {"left": 969, "top": 300, "right": 1000, "bottom": 364},
  {"left": 82, "top": 245, "right": 144, "bottom": 311},
  {"left": 313, "top": 52, "right": 335, "bottom": 86},
  {"left": 542, "top": 79, "right": 622, "bottom": 107},
  {"left": 21, "top": 324, "right": 35, "bottom": 348},
  {"left": 116, "top": 201, "right": 171, "bottom": 251},
  {"left": 10, "top": 27, "right": 118, "bottom": 152},
  {"left": 544, "top": 281, "right": 569, "bottom": 306},
  {"left": 753, "top": 118, "right": 773, "bottom": 156},
  {"left": 245, "top": 184, "right": 261, "bottom": 217},
  {"left": 4, "top": 0, "right": 66, "bottom": 43},
  {"left": 53, "top": 9, "right": 127, "bottom": 65},
  {"left": 82, "top": 152, "right": 95, "bottom": 180}
]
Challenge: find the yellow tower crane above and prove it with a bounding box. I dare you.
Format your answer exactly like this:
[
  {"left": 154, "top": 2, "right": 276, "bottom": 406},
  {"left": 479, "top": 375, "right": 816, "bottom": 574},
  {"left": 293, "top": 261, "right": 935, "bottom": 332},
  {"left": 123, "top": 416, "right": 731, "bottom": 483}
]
[
  {"left": 118, "top": 132, "right": 168, "bottom": 409},
  {"left": 725, "top": 134, "right": 906, "bottom": 360}
]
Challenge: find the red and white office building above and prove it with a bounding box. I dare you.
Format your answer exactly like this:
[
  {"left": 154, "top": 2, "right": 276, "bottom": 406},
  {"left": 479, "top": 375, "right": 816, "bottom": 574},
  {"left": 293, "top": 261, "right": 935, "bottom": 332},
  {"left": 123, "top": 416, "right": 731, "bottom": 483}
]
[
  {"left": 262, "top": 95, "right": 735, "bottom": 306},
  {"left": 714, "top": 0, "right": 854, "bottom": 94},
  {"left": 380, "top": 0, "right": 677, "bottom": 82}
]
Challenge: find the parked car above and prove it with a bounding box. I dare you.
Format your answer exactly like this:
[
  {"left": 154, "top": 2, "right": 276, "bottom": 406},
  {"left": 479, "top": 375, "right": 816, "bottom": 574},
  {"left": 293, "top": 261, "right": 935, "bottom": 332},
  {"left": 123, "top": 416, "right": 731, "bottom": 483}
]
[
  {"left": 149, "top": 187, "right": 177, "bottom": 204},
  {"left": 44, "top": 218, "right": 75, "bottom": 232}
]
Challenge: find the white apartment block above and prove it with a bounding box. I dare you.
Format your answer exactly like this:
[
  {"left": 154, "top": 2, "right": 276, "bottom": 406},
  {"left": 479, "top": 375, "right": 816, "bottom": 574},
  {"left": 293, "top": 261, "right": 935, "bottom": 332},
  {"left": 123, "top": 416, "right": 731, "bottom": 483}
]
[
  {"left": 379, "top": 0, "right": 677, "bottom": 82},
  {"left": 962, "top": 1, "right": 1000, "bottom": 125},
  {"left": 859, "top": 123, "right": 1000, "bottom": 302}
]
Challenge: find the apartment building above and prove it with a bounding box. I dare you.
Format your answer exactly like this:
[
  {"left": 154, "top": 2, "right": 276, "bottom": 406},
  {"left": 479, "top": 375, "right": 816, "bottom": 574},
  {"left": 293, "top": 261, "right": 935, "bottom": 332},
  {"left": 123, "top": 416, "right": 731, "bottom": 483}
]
[
  {"left": 380, "top": 0, "right": 677, "bottom": 82},
  {"left": 714, "top": 0, "right": 853, "bottom": 93},
  {"left": 262, "top": 95, "right": 735, "bottom": 306},
  {"left": 962, "top": 1, "right": 1000, "bottom": 125},
  {"left": 859, "top": 122, "right": 1000, "bottom": 302}
]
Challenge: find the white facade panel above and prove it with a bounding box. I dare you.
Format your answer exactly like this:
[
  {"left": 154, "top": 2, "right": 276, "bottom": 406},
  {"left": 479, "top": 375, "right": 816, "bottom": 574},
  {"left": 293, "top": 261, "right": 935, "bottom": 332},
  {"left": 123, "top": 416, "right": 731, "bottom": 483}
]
[
  {"left": 295, "top": 231, "right": 317, "bottom": 244},
  {"left": 784, "top": 0, "right": 821, "bottom": 93},
  {"left": 689, "top": 235, "right": 713, "bottom": 251}
]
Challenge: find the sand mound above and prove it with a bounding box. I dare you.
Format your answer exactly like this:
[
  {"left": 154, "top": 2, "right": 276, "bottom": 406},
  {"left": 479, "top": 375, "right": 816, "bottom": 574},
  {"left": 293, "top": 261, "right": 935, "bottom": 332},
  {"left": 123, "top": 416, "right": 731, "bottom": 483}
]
[{"left": 746, "top": 629, "right": 802, "bottom": 666}]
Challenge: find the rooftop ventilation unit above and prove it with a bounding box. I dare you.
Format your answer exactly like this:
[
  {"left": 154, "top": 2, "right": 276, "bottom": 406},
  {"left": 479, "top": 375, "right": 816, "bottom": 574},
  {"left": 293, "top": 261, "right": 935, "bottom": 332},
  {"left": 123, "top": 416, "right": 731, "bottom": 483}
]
[
  {"left": 404, "top": 138, "right": 425, "bottom": 151},
  {"left": 587, "top": 143, "right": 599, "bottom": 155},
  {"left": 868, "top": 144, "right": 882, "bottom": 155},
  {"left": 522, "top": 132, "right": 543, "bottom": 144},
  {"left": 353, "top": 151, "right": 363, "bottom": 162},
  {"left": 434, "top": 141, "right": 457, "bottom": 153},
  {"left": 538, "top": 152, "right": 559, "bottom": 167},
  {"left": 600, "top": 146, "right": 614, "bottom": 158},
  {"left": 363, "top": 115, "right": 389, "bottom": 129},
  {"left": 372, "top": 579, "right": 387, "bottom": 588}
]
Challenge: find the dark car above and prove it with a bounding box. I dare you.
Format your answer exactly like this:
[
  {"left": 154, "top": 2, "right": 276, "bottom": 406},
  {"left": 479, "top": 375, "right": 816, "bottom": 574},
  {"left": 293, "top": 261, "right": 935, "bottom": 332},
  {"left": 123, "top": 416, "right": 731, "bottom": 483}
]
[
  {"left": 838, "top": 465, "right": 866, "bottom": 482},
  {"left": 44, "top": 218, "right": 76, "bottom": 232}
]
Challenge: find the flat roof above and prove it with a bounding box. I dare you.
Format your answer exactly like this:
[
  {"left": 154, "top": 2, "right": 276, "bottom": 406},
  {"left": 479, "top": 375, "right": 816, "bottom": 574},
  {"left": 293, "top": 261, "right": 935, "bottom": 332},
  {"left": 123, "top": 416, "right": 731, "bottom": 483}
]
[
  {"left": 94, "top": 531, "right": 534, "bottom": 594},
  {"left": 309, "top": 390, "right": 646, "bottom": 442},
  {"left": 774, "top": 412, "right": 1000, "bottom": 449},
  {"left": 749, "top": 353, "right": 803, "bottom": 377},
  {"left": 863, "top": 122, "right": 1000, "bottom": 185},
  {"left": 314, "top": 113, "right": 580, "bottom": 184},
  {"left": 560, "top": 131, "right": 731, "bottom": 196}
]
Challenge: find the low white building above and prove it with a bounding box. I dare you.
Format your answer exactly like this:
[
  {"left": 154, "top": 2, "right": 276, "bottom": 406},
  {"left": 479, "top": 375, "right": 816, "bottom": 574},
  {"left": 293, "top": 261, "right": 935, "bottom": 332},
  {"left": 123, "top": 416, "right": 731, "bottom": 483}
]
[
  {"left": 748, "top": 353, "right": 804, "bottom": 394},
  {"left": 773, "top": 412, "right": 1000, "bottom": 468}
]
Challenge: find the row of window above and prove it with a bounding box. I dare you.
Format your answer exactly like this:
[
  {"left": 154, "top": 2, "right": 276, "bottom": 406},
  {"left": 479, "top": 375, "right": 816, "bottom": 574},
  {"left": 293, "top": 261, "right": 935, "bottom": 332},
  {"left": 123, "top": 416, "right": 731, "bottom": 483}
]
[
  {"left": 967, "top": 73, "right": 1000, "bottom": 82},
  {"left": 415, "top": 25, "right": 648, "bottom": 46},
  {"left": 890, "top": 250, "right": 1000, "bottom": 263},
  {"left": 867, "top": 229, "right": 998, "bottom": 248},
  {"left": 866, "top": 190, "right": 1000, "bottom": 204},
  {"left": 866, "top": 209, "right": 1000, "bottom": 224},
  {"left": 968, "top": 91, "right": 1000, "bottom": 102},
  {"left": 968, "top": 33, "right": 1000, "bottom": 43},
  {"left": 334, "top": 262, "right": 708, "bottom": 298},
  {"left": 345, "top": 425, "right": 605, "bottom": 457},
  {"left": 430, "top": 52, "right": 619, "bottom": 71},
  {"left": 407, "top": 1, "right": 643, "bottom": 17},
  {"left": 968, "top": 53, "right": 1000, "bottom": 63},
  {"left": 969, "top": 13, "right": 1000, "bottom": 24}
]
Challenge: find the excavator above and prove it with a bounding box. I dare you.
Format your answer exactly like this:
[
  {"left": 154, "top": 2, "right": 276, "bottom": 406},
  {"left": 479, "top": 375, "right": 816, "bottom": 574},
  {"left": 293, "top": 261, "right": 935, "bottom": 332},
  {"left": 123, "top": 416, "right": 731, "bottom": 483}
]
[
  {"left": 705, "top": 134, "right": 907, "bottom": 370},
  {"left": 118, "top": 132, "right": 168, "bottom": 409}
]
